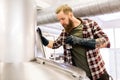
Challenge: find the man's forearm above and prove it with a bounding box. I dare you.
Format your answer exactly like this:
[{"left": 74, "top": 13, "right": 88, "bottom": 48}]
[
  {"left": 66, "top": 35, "right": 96, "bottom": 49},
  {"left": 47, "top": 40, "right": 54, "bottom": 48}
]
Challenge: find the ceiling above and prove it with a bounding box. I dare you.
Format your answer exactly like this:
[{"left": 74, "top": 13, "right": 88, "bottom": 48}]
[{"left": 34, "top": 0, "right": 120, "bottom": 35}]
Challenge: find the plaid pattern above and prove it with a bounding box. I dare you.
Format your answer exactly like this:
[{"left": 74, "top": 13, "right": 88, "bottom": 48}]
[{"left": 52, "top": 18, "right": 110, "bottom": 80}]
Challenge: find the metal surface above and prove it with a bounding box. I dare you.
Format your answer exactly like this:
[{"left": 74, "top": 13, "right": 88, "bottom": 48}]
[
  {"left": 37, "top": 0, "right": 120, "bottom": 25},
  {"left": 36, "top": 58, "right": 88, "bottom": 79},
  {"left": 0, "top": 61, "right": 89, "bottom": 80}
]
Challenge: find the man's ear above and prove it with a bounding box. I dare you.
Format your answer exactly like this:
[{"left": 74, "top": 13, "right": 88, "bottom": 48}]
[
  {"left": 68, "top": 12, "right": 73, "bottom": 19},
  {"left": 69, "top": 12, "right": 73, "bottom": 17}
]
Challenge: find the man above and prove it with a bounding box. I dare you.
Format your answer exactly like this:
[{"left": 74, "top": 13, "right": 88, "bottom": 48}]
[{"left": 37, "top": 4, "right": 111, "bottom": 80}]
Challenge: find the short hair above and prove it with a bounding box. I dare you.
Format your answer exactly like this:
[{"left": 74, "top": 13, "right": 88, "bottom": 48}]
[{"left": 55, "top": 4, "right": 73, "bottom": 14}]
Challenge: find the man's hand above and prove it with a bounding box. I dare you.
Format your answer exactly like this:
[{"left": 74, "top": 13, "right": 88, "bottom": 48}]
[
  {"left": 66, "top": 35, "right": 96, "bottom": 49},
  {"left": 37, "top": 27, "right": 42, "bottom": 37},
  {"left": 36, "top": 27, "right": 49, "bottom": 46}
]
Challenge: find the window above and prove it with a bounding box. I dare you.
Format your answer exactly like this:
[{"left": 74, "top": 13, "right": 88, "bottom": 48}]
[{"left": 101, "top": 28, "right": 120, "bottom": 80}]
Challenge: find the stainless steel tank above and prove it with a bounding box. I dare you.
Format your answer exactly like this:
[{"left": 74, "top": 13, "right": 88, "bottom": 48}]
[{"left": 0, "top": 0, "right": 35, "bottom": 62}]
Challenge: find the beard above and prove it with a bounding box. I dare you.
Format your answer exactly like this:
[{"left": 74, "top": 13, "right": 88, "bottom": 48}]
[{"left": 62, "top": 19, "right": 74, "bottom": 33}]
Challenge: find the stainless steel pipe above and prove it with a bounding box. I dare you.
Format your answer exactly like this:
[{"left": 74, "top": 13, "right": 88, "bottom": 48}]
[{"left": 37, "top": 0, "right": 120, "bottom": 25}]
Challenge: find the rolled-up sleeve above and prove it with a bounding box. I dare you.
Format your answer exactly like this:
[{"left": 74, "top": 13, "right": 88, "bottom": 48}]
[
  {"left": 92, "top": 21, "right": 110, "bottom": 48},
  {"left": 52, "top": 32, "right": 65, "bottom": 49}
]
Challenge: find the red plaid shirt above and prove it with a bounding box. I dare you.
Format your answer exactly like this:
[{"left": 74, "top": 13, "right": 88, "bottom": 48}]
[{"left": 52, "top": 18, "right": 110, "bottom": 80}]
